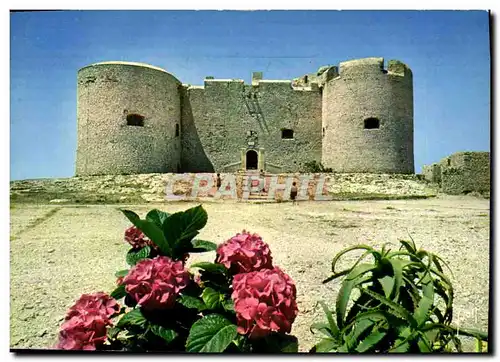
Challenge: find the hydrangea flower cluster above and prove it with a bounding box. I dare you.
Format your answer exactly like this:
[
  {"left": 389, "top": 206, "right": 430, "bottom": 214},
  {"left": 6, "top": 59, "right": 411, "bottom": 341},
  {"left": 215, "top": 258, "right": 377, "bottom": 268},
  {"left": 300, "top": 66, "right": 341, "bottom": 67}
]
[
  {"left": 124, "top": 226, "right": 156, "bottom": 249},
  {"left": 216, "top": 231, "right": 273, "bottom": 273},
  {"left": 122, "top": 256, "right": 190, "bottom": 310},
  {"left": 231, "top": 267, "right": 298, "bottom": 339},
  {"left": 56, "top": 292, "right": 120, "bottom": 350},
  {"left": 55, "top": 216, "right": 298, "bottom": 352}
]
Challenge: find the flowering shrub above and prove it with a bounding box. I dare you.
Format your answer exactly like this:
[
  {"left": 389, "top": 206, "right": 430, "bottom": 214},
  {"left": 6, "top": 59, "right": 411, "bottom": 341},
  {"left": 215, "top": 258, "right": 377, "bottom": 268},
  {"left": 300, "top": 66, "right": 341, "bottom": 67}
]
[
  {"left": 56, "top": 292, "right": 118, "bottom": 350},
  {"left": 122, "top": 256, "right": 190, "bottom": 310},
  {"left": 216, "top": 231, "right": 273, "bottom": 273},
  {"left": 57, "top": 312, "right": 111, "bottom": 350},
  {"left": 55, "top": 205, "right": 298, "bottom": 353},
  {"left": 232, "top": 267, "right": 298, "bottom": 339},
  {"left": 65, "top": 292, "right": 120, "bottom": 320},
  {"left": 124, "top": 226, "right": 152, "bottom": 249}
]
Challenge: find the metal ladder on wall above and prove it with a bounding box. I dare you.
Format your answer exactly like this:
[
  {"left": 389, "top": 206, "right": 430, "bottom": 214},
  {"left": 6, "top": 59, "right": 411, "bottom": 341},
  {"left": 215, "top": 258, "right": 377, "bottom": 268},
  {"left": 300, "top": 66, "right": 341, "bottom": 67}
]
[{"left": 244, "top": 91, "right": 269, "bottom": 133}]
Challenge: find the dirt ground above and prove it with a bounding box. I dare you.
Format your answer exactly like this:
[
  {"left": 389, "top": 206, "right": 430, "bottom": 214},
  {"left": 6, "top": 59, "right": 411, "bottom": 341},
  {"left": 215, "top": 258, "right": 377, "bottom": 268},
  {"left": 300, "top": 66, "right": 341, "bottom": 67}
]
[{"left": 9, "top": 195, "right": 490, "bottom": 352}]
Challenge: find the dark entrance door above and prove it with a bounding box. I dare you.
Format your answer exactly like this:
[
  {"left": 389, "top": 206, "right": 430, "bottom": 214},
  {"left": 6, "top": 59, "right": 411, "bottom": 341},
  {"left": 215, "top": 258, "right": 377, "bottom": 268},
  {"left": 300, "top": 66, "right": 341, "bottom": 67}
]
[{"left": 246, "top": 150, "right": 258, "bottom": 170}]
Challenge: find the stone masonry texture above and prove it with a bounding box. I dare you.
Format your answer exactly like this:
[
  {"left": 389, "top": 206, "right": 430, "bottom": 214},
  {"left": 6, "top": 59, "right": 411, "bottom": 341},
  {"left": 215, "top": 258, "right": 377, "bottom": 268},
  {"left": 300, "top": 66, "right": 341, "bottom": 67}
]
[
  {"left": 76, "top": 62, "right": 181, "bottom": 176},
  {"left": 439, "top": 152, "right": 490, "bottom": 195},
  {"left": 322, "top": 58, "right": 414, "bottom": 173},
  {"left": 421, "top": 152, "right": 490, "bottom": 195},
  {"left": 75, "top": 58, "right": 414, "bottom": 176}
]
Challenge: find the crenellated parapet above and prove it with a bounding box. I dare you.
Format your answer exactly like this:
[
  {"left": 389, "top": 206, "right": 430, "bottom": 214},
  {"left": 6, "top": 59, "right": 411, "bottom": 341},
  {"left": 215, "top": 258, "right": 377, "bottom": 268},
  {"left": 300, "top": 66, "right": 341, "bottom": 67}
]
[
  {"left": 321, "top": 57, "right": 414, "bottom": 174},
  {"left": 76, "top": 57, "right": 414, "bottom": 176}
]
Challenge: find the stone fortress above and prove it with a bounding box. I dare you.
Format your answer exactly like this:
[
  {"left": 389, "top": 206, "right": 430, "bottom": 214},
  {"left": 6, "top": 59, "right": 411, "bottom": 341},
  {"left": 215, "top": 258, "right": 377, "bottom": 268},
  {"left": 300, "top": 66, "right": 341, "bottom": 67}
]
[
  {"left": 76, "top": 57, "right": 415, "bottom": 176},
  {"left": 422, "top": 152, "right": 490, "bottom": 196}
]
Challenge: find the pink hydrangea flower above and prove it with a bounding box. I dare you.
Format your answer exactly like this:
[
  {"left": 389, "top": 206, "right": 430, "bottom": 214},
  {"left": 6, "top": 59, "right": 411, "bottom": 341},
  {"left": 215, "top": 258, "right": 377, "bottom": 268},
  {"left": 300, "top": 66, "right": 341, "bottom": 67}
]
[
  {"left": 56, "top": 313, "right": 110, "bottom": 350},
  {"left": 216, "top": 230, "right": 273, "bottom": 273},
  {"left": 124, "top": 226, "right": 157, "bottom": 249},
  {"left": 232, "top": 267, "right": 298, "bottom": 339},
  {"left": 65, "top": 292, "right": 120, "bottom": 320},
  {"left": 56, "top": 292, "right": 119, "bottom": 350},
  {"left": 122, "top": 256, "right": 189, "bottom": 310}
]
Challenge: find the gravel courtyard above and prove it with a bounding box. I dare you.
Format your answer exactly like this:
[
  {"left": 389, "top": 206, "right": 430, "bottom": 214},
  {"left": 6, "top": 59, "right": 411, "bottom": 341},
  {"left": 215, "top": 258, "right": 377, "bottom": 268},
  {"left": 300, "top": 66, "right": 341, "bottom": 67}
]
[{"left": 10, "top": 196, "right": 490, "bottom": 352}]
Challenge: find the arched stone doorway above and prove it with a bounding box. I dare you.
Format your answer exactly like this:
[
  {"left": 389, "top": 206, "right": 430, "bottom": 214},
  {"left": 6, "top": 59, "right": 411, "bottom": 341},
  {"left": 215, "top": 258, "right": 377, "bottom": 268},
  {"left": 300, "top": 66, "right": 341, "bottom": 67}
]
[{"left": 246, "top": 150, "right": 258, "bottom": 170}]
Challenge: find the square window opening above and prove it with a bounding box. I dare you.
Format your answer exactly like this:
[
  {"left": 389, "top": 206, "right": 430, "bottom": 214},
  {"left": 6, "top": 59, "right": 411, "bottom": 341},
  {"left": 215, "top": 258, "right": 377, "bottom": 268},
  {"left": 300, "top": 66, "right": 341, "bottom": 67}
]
[
  {"left": 281, "top": 129, "right": 294, "bottom": 139},
  {"left": 364, "top": 117, "right": 380, "bottom": 129},
  {"left": 127, "top": 114, "right": 145, "bottom": 127}
]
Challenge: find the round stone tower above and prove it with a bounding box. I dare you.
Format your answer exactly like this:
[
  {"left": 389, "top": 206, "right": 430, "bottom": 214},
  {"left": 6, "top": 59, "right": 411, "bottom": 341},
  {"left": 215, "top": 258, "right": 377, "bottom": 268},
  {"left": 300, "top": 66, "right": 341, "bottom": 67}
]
[
  {"left": 76, "top": 61, "right": 181, "bottom": 176},
  {"left": 321, "top": 57, "right": 414, "bottom": 173}
]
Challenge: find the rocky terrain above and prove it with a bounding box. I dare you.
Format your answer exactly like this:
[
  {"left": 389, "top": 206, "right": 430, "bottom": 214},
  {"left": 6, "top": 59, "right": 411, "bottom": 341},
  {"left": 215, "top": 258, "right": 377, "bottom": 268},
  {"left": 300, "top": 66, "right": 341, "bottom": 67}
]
[{"left": 10, "top": 172, "right": 438, "bottom": 204}]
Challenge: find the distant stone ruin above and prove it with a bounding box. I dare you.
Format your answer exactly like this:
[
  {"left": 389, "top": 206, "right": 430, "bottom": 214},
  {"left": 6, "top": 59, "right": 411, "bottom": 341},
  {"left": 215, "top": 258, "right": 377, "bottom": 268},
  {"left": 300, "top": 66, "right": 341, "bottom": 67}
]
[{"left": 422, "top": 152, "right": 490, "bottom": 195}]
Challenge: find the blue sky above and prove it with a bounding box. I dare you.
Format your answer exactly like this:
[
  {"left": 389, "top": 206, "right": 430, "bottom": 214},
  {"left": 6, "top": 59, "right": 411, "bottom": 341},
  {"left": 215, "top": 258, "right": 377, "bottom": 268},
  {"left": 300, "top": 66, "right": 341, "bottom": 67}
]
[{"left": 10, "top": 10, "right": 490, "bottom": 180}]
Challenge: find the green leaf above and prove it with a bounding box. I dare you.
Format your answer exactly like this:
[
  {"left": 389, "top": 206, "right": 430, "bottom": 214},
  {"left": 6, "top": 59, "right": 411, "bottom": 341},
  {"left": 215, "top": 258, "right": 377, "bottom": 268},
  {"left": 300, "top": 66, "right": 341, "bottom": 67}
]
[
  {"left": 107, "top": 326, "right": 121, "bottom": 339},
  {"left": 314, "top": 338, "right": 338, "bottom": 353},
  {"left": 183, "top": 205, "right": 208, "bottom": 232},
  {"left": 126, "top": 246, "right": 151, "bottom": 266},
  {"left": 378, "top": 276, "right": 395, "bottom": 298},
  {"left": 137, "top": 221, "right": 171, "bottom": 256},
  {"left": 222, "top": 298, "right": 234, "bottom": 312},
  {"left": 450, "top": 326, "right": 488, "bottom": 341},
  {"left": 121, "top": 209, "right": 172, "bottom": 256},
  {"left": 185, "top": 314, "right": 238, "bottom": 353},
  {"left": 330, "top": 245, "right": 374, "bottom": 274},
  {"left": 191, "top": 239, "right": 218, "bottom": 252},
  {"left": 345, "top": 290, "right": 377, "bottom": 322},
  {"left": 355, "top": 330, "right": 387, "bottom": 353},
  {"left": 399, "top": 240, "right": 416, "bottom": 254},
  {"left": 121, "top": 209, "right": 141, "bottom": 225},
  {"left": 178, "top": 295, "right": 208, "bottom": 311},
  {"left": 322, "top": 269, "right": 351, "bottom": 284},
  {"left": 190, "top": 262, "right": 228, "bottom": 274},
  {"left": 110, "top": 284, "right": 126, "bottom": 300},
  {"left": 336, "top": 264, "right": 377, "bottom": 329},
  {"left": 390, "top": 340, "right": 410, "bottom": 353},
  {"left": 163, "top": 205, "right": 208, "bottom": 254},
  {"left": 432, "top": 254, "right": 454, "bottom": 277},
  {"left": 146, "top": 209, "right": 170, "bottom": 227},
  {"left": 390, "top": 326, "right": 413, "bottom": 352},
  {"left": 422, "top": 278, "right": 435, "bottom": 301},
  {"left": 425, "top": 329, "right": 439, "bottom": 346},
  {"left": 414, "top": 295, "right": 433, "bottom": 326},
  {"left": 339, "top": 310, "right": 390, "bottom": 338},
  {"left": 362, "top": 288, "right": 416, "bottom": 326},
  {"left": 263, "top": 334, "right": 299, "bottom": 353},
  {"left": 310, "top": 322, "right": 335, "bottom": 339},
  {"left": 388, "top": 258, "right": 405, "bottom": 298},
  {"left": 417, "top": 331, "right": 432, "bottom": 352},
  {"left": 115, "top": 269, "right": 129, "bottom": 278},
  {"left": 150, "top": 325, "right": 178, "bottom": 344},
  {"left": 116, "top": 308, "right": 147, "bottom": 328},
  {"left": 345, "top": 319, "right": 375, "bottom": 351},
  {"left": 202, "top": 287, "right": 222, "bottom": 310},
  {"left": 319, "top": 301, "right": 339, "bottom": 338}
]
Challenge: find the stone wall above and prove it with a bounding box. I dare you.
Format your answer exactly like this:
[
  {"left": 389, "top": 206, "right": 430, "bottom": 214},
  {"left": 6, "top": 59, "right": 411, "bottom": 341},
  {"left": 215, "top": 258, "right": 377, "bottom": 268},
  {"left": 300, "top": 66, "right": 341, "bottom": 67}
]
[
  {"left": 181, "top": 78, "right": 322, "bottom": 173},
  {"left": 422, "top": 163, "right": 441, "bottom": 183},
  {"left": 76, "top": 58, "right": 414, "bottom": 176},
  {"left": 439, "top": 152, "right": 490, "bottom": 195},
  {"left": 321, "top": 58, "right": 414, "bottom": 173},
  {"left": 76, "top": 62, "right": 181, "bottom": 176}
]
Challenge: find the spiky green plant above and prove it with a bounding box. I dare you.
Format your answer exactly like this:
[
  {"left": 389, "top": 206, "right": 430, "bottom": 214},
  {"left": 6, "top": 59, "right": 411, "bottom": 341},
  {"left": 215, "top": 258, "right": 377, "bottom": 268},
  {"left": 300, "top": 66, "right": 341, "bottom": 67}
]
[{"left": 310, "top": 238, "right": 488, "bottom": 353}]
